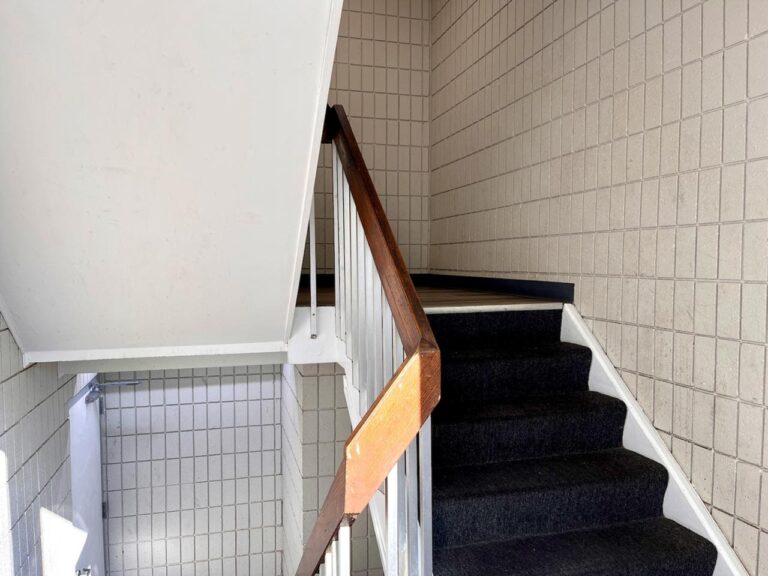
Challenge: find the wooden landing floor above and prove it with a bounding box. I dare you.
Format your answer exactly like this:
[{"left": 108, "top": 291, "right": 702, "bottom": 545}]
[{"left": 296, "top": 283, "right": 562, "bottom": 313}]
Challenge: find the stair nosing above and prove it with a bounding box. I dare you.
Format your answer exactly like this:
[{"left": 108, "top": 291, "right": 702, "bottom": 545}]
[
  {"left": 434, "top": 516, "right": 657, "bottom": 552},
  {"left": 442, "top": 340, "right": 591, "bottom": 357},
  {"left": 433, "top": 390, "right": 625, "bottom": 424},
  {"left": 433, "top": 516, "right": 710, "bottom": 554}
]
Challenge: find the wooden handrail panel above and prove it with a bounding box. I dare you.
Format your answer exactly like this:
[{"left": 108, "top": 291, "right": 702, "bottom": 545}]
[
  {"left": 344, "top": 346, "right": 441, "bottom": 512},
  {"left": 295, "top": 348, "right": 440, "bottom": 576}
]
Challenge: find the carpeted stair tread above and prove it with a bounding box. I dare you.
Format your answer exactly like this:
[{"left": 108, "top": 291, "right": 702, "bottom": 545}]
[
  {"left": 432, "top": 448, "right": 667, "bottom": 548},
  {"left": 434, "top": 390, "right": 624, "bottom": 422},
  {"left": 433, "top": 448, "right": 666, "bottom": 497},
  {"left": 430, "top": 309, "right": 716, "bottom": 575},
  {"left": 432, "top": 391, "right": 627, "bottom": 465},
  {"left": 442, "top": 340, "right": 589, "bottom": 359},
  {"left": 433, "top": 517, "right": 718, "bottom": 576},
  {"left": 441, "top": 341, "right": 593, "bottom": 402}
]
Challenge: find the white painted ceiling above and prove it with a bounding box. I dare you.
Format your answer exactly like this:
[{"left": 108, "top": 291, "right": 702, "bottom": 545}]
[{"left": 0, "top": 0, "right": 342, "bottom": 363}]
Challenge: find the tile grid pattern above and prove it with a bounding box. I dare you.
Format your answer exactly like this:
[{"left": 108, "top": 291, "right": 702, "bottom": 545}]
[
  {"left": 429, "top": 0, "right": 768, "bottom": 573},
  {"left": 281, "top": 363, "right": 382, "bottom": 576},
  {"left": 308, "top": 0, "right": 432, "bottom": 273},
  {"left": 101, "top": 366, "right": 283, "bottom": 576},
  {"left": 0, "top": 313, "right": 74, "bottom": 576}
]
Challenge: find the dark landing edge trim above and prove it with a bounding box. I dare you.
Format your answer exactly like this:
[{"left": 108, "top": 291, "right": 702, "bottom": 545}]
[
  {"left": 299, "top": 273, "right": 573, "bottom": 303},
  {"left": 410, "top": 274, "right": 574, "bottom": 303}
]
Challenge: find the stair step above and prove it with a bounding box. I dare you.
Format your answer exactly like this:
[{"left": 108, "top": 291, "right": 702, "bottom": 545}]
[
  {"left": 430, "top": 309, "right": 564, "bottom": 347},
  {"left": 433, "top": 391, "right": 627, "bottom": 466},
  {"left": 433, "top": 517, "right": 718, "bottom": 576},
  {"left": 440, "top": 341, "right": 593, "bottom": 406},
  {"left": 433, "top": 449, "right": 667, "bottom": 549}
]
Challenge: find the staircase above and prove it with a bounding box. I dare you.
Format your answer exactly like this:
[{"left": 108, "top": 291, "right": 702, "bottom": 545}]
[
  {"left": 299, "top": 105, "right": 741, "bottom": 576},
  {"left": 428, "top": 309, "right": 719, "bottom": 576}
]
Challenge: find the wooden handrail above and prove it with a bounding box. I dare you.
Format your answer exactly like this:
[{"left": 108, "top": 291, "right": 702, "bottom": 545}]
[{"left": 296, "top": 105, "right": 441, "bottom": 576}]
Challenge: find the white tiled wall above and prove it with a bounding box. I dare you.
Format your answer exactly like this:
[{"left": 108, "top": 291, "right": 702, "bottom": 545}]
[
  {"left": 429, "top": 0, "right": 768, "bottom": 572},
  {"left": 309, "top": 0, "right": 432, "bottom": 273},
  {"left": 101, "top": 366, "right": 283, "bottom": 576},
  {"left": 281, "top": 364, "right": 382, "bottom": 576},
  {"left": 0, "top": 313, "right": 74, "bottom": 576}
]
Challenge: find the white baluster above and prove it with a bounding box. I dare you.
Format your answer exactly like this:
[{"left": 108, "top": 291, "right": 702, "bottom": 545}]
[
  {"left": 356, "top": 213, "right": 365, "bottom": 411},
  {"left": 338, "top": 519, "right": 351, "bottom": 576},
  {"left": 419, "top": 418, "right": 433, "bottom": 576},
  {"left": 324, "top": 547, "right": 333, "bottom": 576},
  {"left": 396, "top": 457, "right": 407, "bottom": 575},
  {"left": 343, "top": 170, "right": 352, "bottom": 347},
  {"left": 333, "top": 147, "right": 341, "bottom": 335},
  {"left": 338, "top": 155, "right": 346, "bottom": 340},
  {"left": 372, "top": 272, "right": 383, "bottom": 396},
  {"left": 382, "top": 298, "right": 393, "bottom": 386},
  {"left": 364, "top": 241, "right": 375, "bottom": 409},
  {"left": 331, "top": 537, "right": 339, "bottom": 576},
  {"left": 349, "top": 195, "right": 357, "bottom": 362},
  {"left": 360, "top": 241, "right": 370, "bottom": 410},
  {"left": 386, "top": 458, "right": 406, "bottom": 576},
  {"left": 406, "top": 438, "right": 420, "bottom": 575}
]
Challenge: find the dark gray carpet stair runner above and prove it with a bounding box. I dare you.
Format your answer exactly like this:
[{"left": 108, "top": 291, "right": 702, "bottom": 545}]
[{"left": 430, "top": 309, "right": 717, "bottom": 576}]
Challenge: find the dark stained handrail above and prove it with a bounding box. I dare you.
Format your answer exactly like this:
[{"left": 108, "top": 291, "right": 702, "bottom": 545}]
[{"left": 296, "top": 105, "right": 440, "bottom": 576}]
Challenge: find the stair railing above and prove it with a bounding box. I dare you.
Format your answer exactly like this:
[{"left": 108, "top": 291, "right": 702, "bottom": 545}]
[{"left": 296, "top": 105, "right": 440, "bottom": 576}]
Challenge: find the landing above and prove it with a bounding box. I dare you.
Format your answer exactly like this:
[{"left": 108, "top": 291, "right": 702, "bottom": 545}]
[{"left": 296, "top": 277, "right": 562, "bottom": 313}]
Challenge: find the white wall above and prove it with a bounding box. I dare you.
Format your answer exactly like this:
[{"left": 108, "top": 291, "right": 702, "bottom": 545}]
[
  {"left": 101, "top": 366, "right": 283, "bottom": 576},
  {"left": 0, "top": 313, "right": 75, "bottom": 576},
  {"left": 0, "top": 0, "right": 342, "bottom": 362}
]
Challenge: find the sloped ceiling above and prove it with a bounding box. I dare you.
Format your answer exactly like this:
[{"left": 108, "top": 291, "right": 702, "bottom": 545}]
[{"left": 0, "top": 0, "right": 342, "bottom": 362}]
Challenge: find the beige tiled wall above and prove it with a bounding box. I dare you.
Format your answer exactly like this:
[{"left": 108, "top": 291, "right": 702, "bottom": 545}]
[
  {"left": 0, "top": 314, "right": 74, "bottom": 576},
  {"left": 309, "top": 0, "right": 432, "bottom": 273},
  {"left": 281, "top": 363, "right": 382, "bottom": 576},
  {"left": 429, "top": 0, "right": 768, "bottom": 572}
]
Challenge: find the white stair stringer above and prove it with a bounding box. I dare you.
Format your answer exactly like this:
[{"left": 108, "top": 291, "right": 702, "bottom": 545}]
[{"left": 561, "top": 304, "right": 747, "bottom": 576}]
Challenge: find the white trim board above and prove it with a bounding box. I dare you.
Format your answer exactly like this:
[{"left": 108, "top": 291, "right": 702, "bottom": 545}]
[
  {"left": 560, "top": 304, "right": 747, "bottom": 576},
  {"left": 58, "top": 351, "right": 288, "bottom": 376},
  {"left": 54, "top": 306, "right": 342, "bottom": 374},
  {"left": 29, "top": 339, "right": 287, "bottom": 365},
  {"left": 424, "top": 302, "right": 562, "bottom": 314},
  {"left": 54, "top": 341, "right": 287, "bottom": 375}
]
